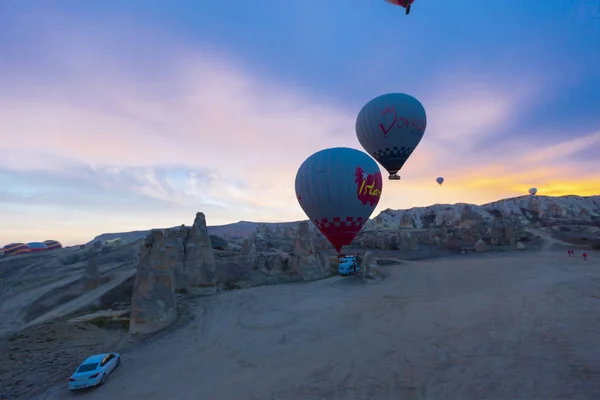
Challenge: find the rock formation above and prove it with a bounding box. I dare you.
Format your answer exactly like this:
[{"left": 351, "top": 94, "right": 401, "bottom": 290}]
[
  {"left": 129, "top": 212, "right": 218, "bottom": 333},
  {"left": 82, "top": 241, "right": 102, "bottom": 290},
  {"left": 360, "top": 251, "right": 382, "bottom": 280},
  {"left": 129, "top": 230, "right": 177, "bottom": 334},
  {"left": 185, "top": 212, "right": 217, "bottom": 295},
  {"left": 474, "top": 239, "right": 487, "bottom": 252},
  {"left": 164, "top": 225, "right": 187, "bottom": 291},
  {"left": 254, "top": 223, "right": 273, "bottom": 251},
  {"left": 289, "top": 221, "right": 331, "bottom": 280}
]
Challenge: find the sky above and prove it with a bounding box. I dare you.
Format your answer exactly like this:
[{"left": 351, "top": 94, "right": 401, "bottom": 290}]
[{"left": 1, "top": 0, "right": 599, "bottom": 245}]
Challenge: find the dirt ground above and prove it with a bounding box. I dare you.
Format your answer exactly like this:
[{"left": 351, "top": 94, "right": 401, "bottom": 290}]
[
  {"left": 28, "top": 248, "right": 600, "bottom": 400},
  {"left": 0, "top": 321, "right": 129, "bottom": 399}
]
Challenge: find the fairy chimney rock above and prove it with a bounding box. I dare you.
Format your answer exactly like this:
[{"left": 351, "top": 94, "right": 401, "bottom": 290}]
[
  {"left": 184, "top": 212, "right": 217, "bottom": 295},
  {"left": 129, "top": 230, "right": 177, "bottom": 334}
]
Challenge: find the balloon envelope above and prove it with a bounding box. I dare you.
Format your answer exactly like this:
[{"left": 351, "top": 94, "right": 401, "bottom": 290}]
[
  {"left": 356, "top": 93, "right": 426, "bottom": 179},
  {"left": 27, "top": 242, "right": 48, "bottom": 252},
  {"left": 529, "top": 188, "right": 537, "bottom": 195},
  {"left": 295, "top": 147, "right": 383, "bottom": 253},
  {"left": 436, "top": 177, "right": 444, "bottom": 185},
  {"left": 385, "top": 0, "right": 414, "bottom": 6},
  {"left": 2, "top": 243, "right": 31, "bottom": 256},
  {"left": 43, "top": 240, "right": 63, "bottom": 250}
]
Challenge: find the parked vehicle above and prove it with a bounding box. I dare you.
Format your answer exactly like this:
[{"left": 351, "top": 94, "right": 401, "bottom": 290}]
[
  {"left": 68, "top": 353, "right": 121, "bottom": 390},
  {"left": 339, "top": 255, "right": 360, "bottom": 276}
]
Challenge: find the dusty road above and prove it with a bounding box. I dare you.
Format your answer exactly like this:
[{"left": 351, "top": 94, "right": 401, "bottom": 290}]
[{"left": 42, "top": 250, "right": 600, "bottom": 399}]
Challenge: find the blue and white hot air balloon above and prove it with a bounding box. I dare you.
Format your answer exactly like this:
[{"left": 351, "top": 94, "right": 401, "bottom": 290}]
[
  {"left": 295, "top": 147, "right": 383, "bottom": 254},
  {"left": 436, "top": 177, "right": 444, "bottom": 186},
  {"left": 356, "top": 93, "right": 426, "bottom": 180}
]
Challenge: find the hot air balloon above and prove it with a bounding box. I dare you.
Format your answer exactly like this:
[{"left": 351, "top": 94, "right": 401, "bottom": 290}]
[
  {"left": 295, "top": 147, "right": 383, "bottom": 253},
  {"left": 385, "top": 0, "right": 415, "bottom": 14},
  {"left": 356, "top": 93, "right": 426, "bottom": 180},
  {"left": 436, "top": 177, "right": 444, "bottom": 186},
  {"left": 27, "top": 242, "right": 48, "bottom": 252},
  {"left": 529, "top": 188, "right": 537, "bottom": 196},
  {"left": 43, "top": 240, "right": 63, "bottom": 250},
  {"left": 2, "top": 243, "right": 31, "bottom": 256}
]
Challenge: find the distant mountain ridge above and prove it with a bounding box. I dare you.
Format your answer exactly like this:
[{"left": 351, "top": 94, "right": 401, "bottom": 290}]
[{"left": 89, "top": 220, "right": 305, "bottom": 245}]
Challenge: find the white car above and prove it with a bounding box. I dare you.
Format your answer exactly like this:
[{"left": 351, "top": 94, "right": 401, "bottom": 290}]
[{"left": 68, "top": 353, "right": 121, "bottom": 390}]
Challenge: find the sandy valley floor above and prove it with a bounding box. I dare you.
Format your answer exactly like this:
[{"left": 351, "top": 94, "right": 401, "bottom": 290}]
[{"left": 34, "top": 249, "right": 600, "bottom": 399}]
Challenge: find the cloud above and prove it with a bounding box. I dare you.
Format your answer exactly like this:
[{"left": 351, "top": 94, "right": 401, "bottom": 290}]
[
  {"left": 0, "top": 15, "right": 361, "bottom": 243},
  {"left": 0, "top": 10, "right": 598, "bottom": 245},
  {"left": 0, "top": 149, "right": 216, "bottom": 199},
  {"left": 522, "top": 131, "right": 600, "bottom": 164}
]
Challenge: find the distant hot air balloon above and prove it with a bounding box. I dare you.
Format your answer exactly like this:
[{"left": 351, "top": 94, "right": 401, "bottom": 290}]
[
  {"left": 356, "top": 93, "right": 426, "bottom": 181},
  {"left": 436, "top": 177, "right": 444, "bottom": 186},
  {"left": 43, "top": 240, "right": 63, "bottom": 250},
  {"left": 27, "top": 242, "right": 48, "bottom": 252},
  {"left": 2, "top": 243, "right": 31, "bottom": 256},
  {"left": 385, "top": 0, "right": 415, "bottom": 14},
  {"left": 295, "top": 147, "right": 383, "bottom": 253},
  {"left": 529, "top": 188, "right": 537, "bottom": 196}
]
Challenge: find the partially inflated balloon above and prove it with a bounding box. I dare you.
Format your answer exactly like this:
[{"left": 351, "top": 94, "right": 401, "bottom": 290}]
[
  {"left": 436, "top": 177, "right": 444, "bottom": 186},
  {"left": 529, "top": 188, "right": 537, "bottom": 195},
  {"left": 295, "top": 147, "right": 383, "bottom": 253},
  {"left": 356, "top": 93, "right": 426, "bottom": 180}
]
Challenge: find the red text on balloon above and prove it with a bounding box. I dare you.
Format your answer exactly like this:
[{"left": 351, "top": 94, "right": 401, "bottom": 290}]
[{"left": 378, "top": 106, "right": 425, "bottom": 137}]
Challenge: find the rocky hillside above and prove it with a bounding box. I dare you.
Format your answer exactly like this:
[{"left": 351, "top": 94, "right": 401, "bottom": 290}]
[
  {"left": 368, "top": 195, "right": 600, "bottom": 228},
  {"left": 355, "top": 195, "right": 600, "bottom": 250}
]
